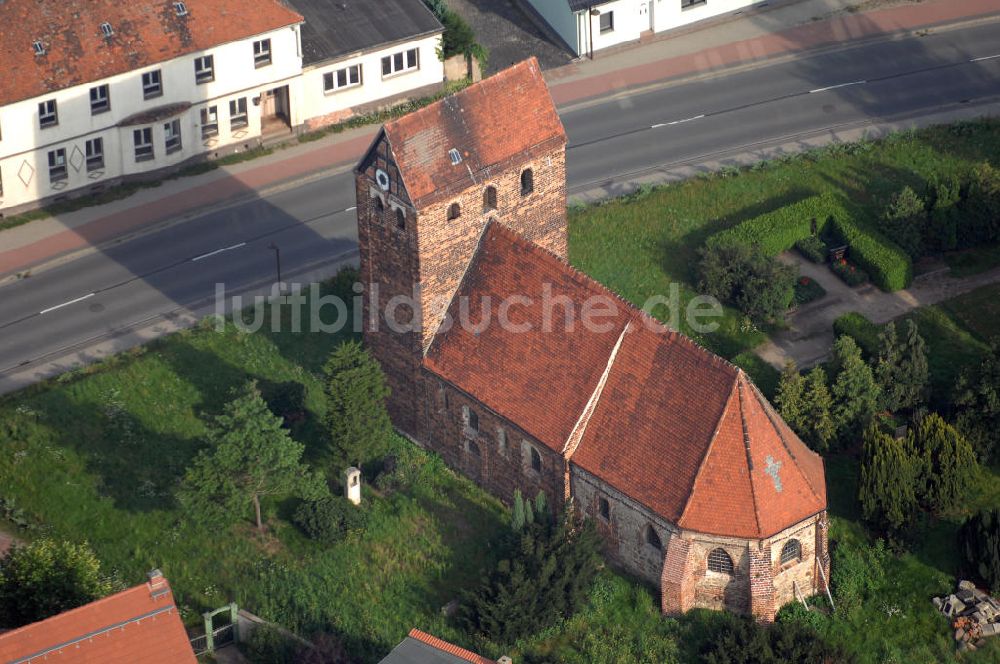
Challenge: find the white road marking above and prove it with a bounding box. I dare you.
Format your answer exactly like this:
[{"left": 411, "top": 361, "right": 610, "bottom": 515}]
[
  {"left": 40, "top": 293, "right": 95, "bottom": 315},
  {"left": 809, "top": 80, "right": 866, "bottom": 93},
  {"left": 344, "top": 206, "right": 356, "bottom": 212},
  {"left": 191, "top": 242, "right": 247, "bottom": 262},
  {"left": 653, "top": 115, "right": 705, "bottom": 129},
  {"left": 971, "top": 54, "right": 1000, "bottom": 62},
  {"left": 651, "top": 123, "right": 667, "bottom": 129}
]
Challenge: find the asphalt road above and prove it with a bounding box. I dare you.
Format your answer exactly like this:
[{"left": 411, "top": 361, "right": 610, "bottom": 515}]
[{"left": 1, "top": 21, "right": 999, "bottom": 386}]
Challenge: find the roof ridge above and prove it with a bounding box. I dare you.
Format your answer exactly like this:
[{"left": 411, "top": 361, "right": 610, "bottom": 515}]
[
  {"left": 561, "top": 320, "right": 631, "bottom": 459},
  {"left": 406, "top": 629, "right": 495, "bottom": 664},
  {"left": 743, "top": 374, "right": 825, "bottom": 503},
  {"left": 678, "top": 372, "right": 741, "bottom": 526},
  {"left": 736, "top": 372, "right": 765, "bottom": 538}
]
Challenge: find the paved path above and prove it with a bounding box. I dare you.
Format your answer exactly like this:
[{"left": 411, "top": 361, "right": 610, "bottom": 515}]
[
  {"left": 1, "top": 0, "right": 997, "bottom": 281},
  {"left": 756, "top": 253, "right": 1000, "bottom": 368}
]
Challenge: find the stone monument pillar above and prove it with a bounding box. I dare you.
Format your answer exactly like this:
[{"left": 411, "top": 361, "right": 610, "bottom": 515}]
[{"left": 344, "top": 467, "right": 361, "bottom": 505}]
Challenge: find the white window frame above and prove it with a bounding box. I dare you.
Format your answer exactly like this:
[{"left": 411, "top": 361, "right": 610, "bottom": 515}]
[
  {"left": 48, "top": 148, "right": 67, "bottom": 182},
  {"left": 38, "top": 99, "right": 58, "bottom": 128},
  {"left": 381, "top": 48, "right": 418, "bottom": 78},
  {"left": 85, "top": 137, "right": 104, "bottom": 171},
  {"left": 133, "top": 127, "right": 154, "bottom": 161},
  {"left": 200, "top": 106, "right": 219, "bottom": 138},
  {"left": 90, "top": 84, "right": 110, "bottom": 114},
  {"left": 142, "top": 70, "right": 162, "bottom": 99},
  {"left": 164, "top": 119, "right": 182, "bottom": 154},
  {"left": 194, "top": 55, "right": 214, "bottom": 84},
  {"left": 599, "top": 11, "right": 614, "bottom": 33},
  {"left": 253, "top": 39, "right": 272, "bottom": 67},
  {"left": 323, "top": 64, "right": 362, "bottom": 93},
  {"left": 229, "top": 98, "right": 248, "bottom": 130}
]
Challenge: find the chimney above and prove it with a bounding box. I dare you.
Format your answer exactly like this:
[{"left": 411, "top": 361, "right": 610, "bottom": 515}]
[{"left": 147, "top": 569, "right": 169, "bottom": 598}]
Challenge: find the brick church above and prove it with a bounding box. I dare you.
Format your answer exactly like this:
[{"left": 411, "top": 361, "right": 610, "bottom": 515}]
[{"left": 354, "top": 58, "right": 829, "bottom": 621}]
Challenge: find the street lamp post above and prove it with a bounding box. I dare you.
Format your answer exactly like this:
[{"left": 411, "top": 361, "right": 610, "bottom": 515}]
[{"left": 268, "top": 242, "right": 282, "bottom": 292}]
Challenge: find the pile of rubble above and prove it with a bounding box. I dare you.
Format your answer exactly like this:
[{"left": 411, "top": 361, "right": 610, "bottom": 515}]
[{"left": 934, "top": 580, "right": 1000, "bottom": 652}]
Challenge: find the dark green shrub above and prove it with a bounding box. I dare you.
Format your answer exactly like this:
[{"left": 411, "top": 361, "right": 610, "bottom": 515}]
[
  {"left": 830, "top": 257, "right": 869, "bottom": 287},
  {"left": 701, "top": 616, "right": 855, "bottom": 664},
  {"left": 961, "top": 162, "right": 1000, "bottom": 244},
  {"left": 830, "top": 539, "right": 889, "bottom": 617},
  {"left": 259, "top": 380, "right": 307, "bottom": 425},
  {"left": 793, "top": 275, "right": 825, "bottom": 305},
  {"left": 827, "top": 215, "right": 911, "bottom": 291},
  {"left": 833, "top": 312, "right": 880, "bottom": 360},
  {"left": 242, "top": 625, "right": 301, "bottom": 664},
  {"left": 881, "top": 186, "right": 927, "bottom": 259},
  {"left": 954, "top": 341, "right": 1000, "bottom": 463},
  {"left": 926, "top": 177, "right": 963, "bottom": 252},
  {"left": 698, "top": 244, "right": 796, "bottom": 325},
  {"left": 293, "top": 496, "right": 367, "bottom": 544},
  {"left": 795, "top": 235, "right": 827, "bottom": 263},
  {"left": 959, "top": 508, "right": 1000, "bottom": 592}
]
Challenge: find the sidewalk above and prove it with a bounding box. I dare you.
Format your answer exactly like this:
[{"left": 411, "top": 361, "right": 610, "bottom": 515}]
[
  {"left": 1, "top": 0, "right": 998, "bottom": 280},
  {"left": 756, "top": 253, "right": 1000, "bottom": 369}
]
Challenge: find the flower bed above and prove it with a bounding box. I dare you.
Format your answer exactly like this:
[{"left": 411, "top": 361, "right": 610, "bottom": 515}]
[
  {"left": 831, "top": 257, "right": 870, "bottom": 287},
  {"left": 793, "top": 275, "right": 827, "bottom": 305}
]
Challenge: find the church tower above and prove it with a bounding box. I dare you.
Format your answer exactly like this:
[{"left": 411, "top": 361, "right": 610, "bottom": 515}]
[{"left": 354, "top": 58, "right": 567, "bottom": 438}]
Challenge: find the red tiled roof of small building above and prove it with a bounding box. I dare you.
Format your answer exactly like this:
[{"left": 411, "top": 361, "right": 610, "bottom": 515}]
[
  {"left": 424, "top": 221, "right": 631, "bottom": 452},
  {"left": 0, "top": 0, "right": 303, "bottom": 106},
  {"left": 402, "top": 629, "right": 496, "bottom": 664},
  {"left": 426, "top": 219, "right": 826, "bottom": 539},
  {"left": 0, "top": 573, "right": 196, "bottom": 664},
  {"left": 383, "top": 57, "right": 566, "bottom": 209}
]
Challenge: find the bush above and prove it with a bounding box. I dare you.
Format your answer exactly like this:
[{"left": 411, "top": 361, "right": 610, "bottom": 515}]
[
  {"left": 795, "top": 234, "right": 828, "bottom": 263},
  {"left": 962, "top": 162, "right": 1000, "bottom": 245},
  {"left": 833, "top": 312, "right": 880, "bottom": 360},
  {"left": 828, "top": 215, "right": 911, "bottom": 291},
  {"left": 706, "top": 195, "right": 835, "bottom": 256},
  {"left": 701, "top": 617, "right": 855, "bottom": 664},
  {"left": 959, "top": 508, "right": 1000, "bottom": 593},
  {"left": 293, "top": 496, "right": 367, "bottom": 544},
  {"left": 242, "top": 625, "right": 301, "bottom": 664},
  {"left": 698, "top": 244, "right": 796, "bottom": 326},
  {"left": 793, "top": 275, "right": 826, "bottom": 305},
  {"left": 881, "top": 186, "right": 927, "bottom": 259},
  {"left": 926, "top": 177, "right": 963, "bottom": 252},
  {"left": 830, "top": 539, "right": 890, "bottom": 617},
  {"left": 830, "top": 257, "right": 869, "bottom": 287}
]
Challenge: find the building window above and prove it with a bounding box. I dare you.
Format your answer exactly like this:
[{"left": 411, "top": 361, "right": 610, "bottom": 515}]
[
  {"left": 133, "top": 127, "right": 154, "bottom": 161},
  {"left": 598, "top": 497, "right": 610, "bottom": 520},
  {"left": 396, "top": 208, "right": 405, "bottom": 230},
  {"left": 780, "top": 539, "right": 801, "bottom": 565},
  {"left": 229, "top": 98, "right": 248, "bottom": 130},
  {"left": 483, "top": 185, "right": 497, "bottom": 212},
  {"left": 681, "top": 0, "right": 707, "bottom": 7},
  {"left": 38, "top": 99, "right": 58, "bottom": 128},
  {"left": 599, "top": 11, "right": 614, "bottom": 33},
  {"left": 529, "top": 445, "right": 541, "bottom": 472},
  {"left": 497, "top": 428, "right": 508, "bottom": 455},
  {"left": 100, "top": 22, "right": 114, "bottom": 38},
  {"left": 373, "top": 195, "right": 384, "bottom": 214},
  {"left": 645, "top": 525, "right": 662, "bottom": 550},
  {"left": 467, "top": 440, "right": 481, "bottom": 456},
  {"left": 469, "top": 409, "right": 479, "bottom": 432},
  {"left": 324, "top": 64, "right": 362, "bottom": 92},
  {"left": 201, "top": 106, "right": 219, "bottom": 138},
  {"left": 253, "top": 39, "right": 272, "bottom": 67},
  {"left": 194, "top": 55, "right": 214, "bottom": 84},
  {"left": 85, "top": 138, "right": 104, "bottom": 171},
  {"left": 708, "top": 548, "right": 735, "bottom": 575},
  {"left": 47, "top": 148, "right": 67, "bottom": 183},
  {"left": 89, "top": 84, "right": 110, "bottom": 114},
  {"left": 520, "top": 168, "right": 533, "bottom": 195},
  {"left": 381, "top": 48, "right": 418, "bottom": 77},
  {"left": 142, "top": 70, "right": 162, "bottom": 99},
  {"left": 164, "top": 119, "right": 182, "bottom": 154},
  {"left": 447, "top": 202, "right": 461, "bottom": 220},
  {"left": 174, "top": 1, "right": 189, "bottom": 16}
]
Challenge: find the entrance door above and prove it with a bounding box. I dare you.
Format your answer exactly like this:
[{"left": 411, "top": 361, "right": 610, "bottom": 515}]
[
  {"left": 261, "top": 90, "right": 277, "bottom": 117},
  {"left": 639, "top": 1, "right": 653, "bottom": 31}
]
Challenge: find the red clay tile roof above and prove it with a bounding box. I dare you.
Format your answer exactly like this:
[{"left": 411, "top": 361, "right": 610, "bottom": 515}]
[
  {"left": 0, "top": 574, "right": 196, "bottom": 664},
  {"left": 424, "top": 221, "right": 631, "bottom": 452},
  {"left": 383, "top": 57, "right": 566, "bottom": 209},
  {"left": 426, "top": 220, "right": 826, "bottom": 539},
  {"left": 399, "top": 629, "right": 496, "bottom": 664},
  {"left": 0, "top": 0, "right": 303, "bottom": 106}
]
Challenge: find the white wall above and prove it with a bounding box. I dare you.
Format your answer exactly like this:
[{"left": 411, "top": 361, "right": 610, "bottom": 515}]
[
  {"left": 525, "top": 0, "right": 582, "bottom": 55},
  {"left": 295, "top": 34, "right": 443, "bottom": 129},
  {"left": 579, "top": 0, "right": 651, "bottom": 55},
  {"left": 653, "top": 0, "right": 756, "bottom": 33},
  {"left": 0, "top": 25, "right": 302, "bottom": 211}
]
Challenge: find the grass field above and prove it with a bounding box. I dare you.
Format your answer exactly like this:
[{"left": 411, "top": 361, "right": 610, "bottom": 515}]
[{"left": 568, "top": 118, "right": 1000, "bottom": 360}]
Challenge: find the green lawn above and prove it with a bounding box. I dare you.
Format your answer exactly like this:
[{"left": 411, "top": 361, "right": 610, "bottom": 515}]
[{"left": 568, "top": 118, "right": 1000, "bottom": 360}]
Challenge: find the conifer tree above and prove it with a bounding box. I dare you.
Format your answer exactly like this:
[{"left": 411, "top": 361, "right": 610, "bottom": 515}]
[
  {"left": 534, "top": 491, "right": 549, "bottom": 524},
  {"left": 512, "top": 489, "right": 526, "bottom": 531},
  {"left": 801, "top": 367, "right": 835, "bottom": 452},
  {"left": 775, "top": 361, "right": 806, "bottom": 433},
  {"left": 898, "top": 319, "right": 929, "bottom": 409},
  {"left": 912, "top": 413, "right": 977, "bottom": 514},
  {"left": 831, "top": 336, "right": 881, "bottom": 444},
  {"left": 876, "top": 320, "right": 928, "bottom": 412},
  {"left": 858, "top": 424, "right": 917, "bottom": 533},
  {"left": 323, "top": 340, "right": 392, "bottom": 468},
  {"left": 955, "top": 340, "right": 1000, "bottom": 462}
]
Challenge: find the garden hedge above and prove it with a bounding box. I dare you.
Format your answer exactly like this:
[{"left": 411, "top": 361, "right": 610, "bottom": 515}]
[{"left": 705, "top": 193, "right": 912, "bottom": 291}]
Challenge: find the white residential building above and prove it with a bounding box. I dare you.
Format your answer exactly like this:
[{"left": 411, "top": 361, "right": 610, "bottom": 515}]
[
  {"left": 526, "top": 0, "right": 767, "bottom": 56},
  {"left": 0, "top": 0, "right": 444, "bottom": 214}
]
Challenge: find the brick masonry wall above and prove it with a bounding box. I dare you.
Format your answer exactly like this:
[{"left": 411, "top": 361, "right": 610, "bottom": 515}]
[
  {"left": 413, "top": 144, "right": 567, "bottom": 350},
  {"left": 419, "top": 372, "right": 566, "bottom": 511},
  {"left": 769, "top": 518, "right": 821, "bottom": 608},
  {"left": 570, "top": 465, "right": 674, "bottom": 586},
  {"left": 684, "top": 533, "right": 752, "bottom": 614}
]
